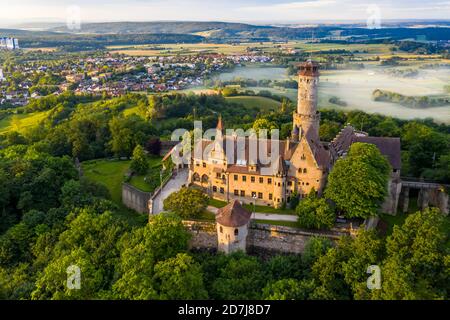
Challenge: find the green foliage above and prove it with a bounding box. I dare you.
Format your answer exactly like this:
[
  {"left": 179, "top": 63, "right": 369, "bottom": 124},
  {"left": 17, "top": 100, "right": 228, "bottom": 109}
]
[
  {"left": 153, "top": 253, "right": 208, "bottom": 299},
  {"left": 262, "top": 278, "right": 316, "bottom": 300},
  {"left": 296, "top": 192, "right": 335, "bottom": 230},
  {"left": 211, "top": 252, "right": 266, "bottom": 300},
  {"left": 129, "top": 145, "right": 149, "bottom": 175},
  {"left": 163, "top": 187, "right": 209, "bottom": 219},
  {"left": 112, "top": 213, "right": 191, "bottom": 299},
  {"left": 325, "top": 143, "right": 391, "bottom": 218},
  {"left": 31, "top": 248, "right": 103, "bottom": 300},
  {"left": 372, "top": 208, "right": 449, "bottom": 300}
]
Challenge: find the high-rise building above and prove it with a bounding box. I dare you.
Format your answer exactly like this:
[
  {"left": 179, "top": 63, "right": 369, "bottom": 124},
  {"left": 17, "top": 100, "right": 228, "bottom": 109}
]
[{"left": 0, "top": 37, "right": 19, "bottom": 50}]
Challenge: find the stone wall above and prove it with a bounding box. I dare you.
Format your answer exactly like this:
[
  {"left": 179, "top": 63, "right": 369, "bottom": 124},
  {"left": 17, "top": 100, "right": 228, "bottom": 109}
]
[
  {"left": 247, "top": 223, "right": 345, "bottom": 254},
  {"left": 182, "top": 220, "right": 217, "bottom": 250},
  {"left": 183, "top": 220, "right": 348, "bottom": 255},
  {"left": 122, "top": 183, "right": 152, "bottom": 214}
]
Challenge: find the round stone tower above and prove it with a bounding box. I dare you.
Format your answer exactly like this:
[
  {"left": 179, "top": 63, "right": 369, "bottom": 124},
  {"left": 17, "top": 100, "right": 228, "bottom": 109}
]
[
  {"left": 216, "top": 200, "right": 252, "bottom": 254},
  {"left": 292, "top": 60, "right": 320, "bottom": 141}
]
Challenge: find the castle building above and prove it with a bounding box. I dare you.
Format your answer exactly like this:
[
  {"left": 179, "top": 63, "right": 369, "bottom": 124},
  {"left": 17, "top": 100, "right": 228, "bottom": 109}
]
[
  {"left": 216, "top": 200, "right": 252, "bottom": 254},
  {"left": 189, "top": 60, "right": 401, "bottom": 212}
]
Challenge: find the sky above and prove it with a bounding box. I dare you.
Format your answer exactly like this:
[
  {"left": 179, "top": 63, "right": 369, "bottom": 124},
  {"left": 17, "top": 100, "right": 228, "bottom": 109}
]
[{"left": 1, "top": 0, "right": 450, "bottom": 26}]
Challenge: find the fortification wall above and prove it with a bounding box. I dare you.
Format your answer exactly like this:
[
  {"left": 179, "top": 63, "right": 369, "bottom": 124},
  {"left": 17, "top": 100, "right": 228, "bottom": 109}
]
[
  {"left": 122, "top": 183, "right": 152, "bottom": 214},
  {"left": 182, "top": 220, "right": 348, "bottom": 255}
]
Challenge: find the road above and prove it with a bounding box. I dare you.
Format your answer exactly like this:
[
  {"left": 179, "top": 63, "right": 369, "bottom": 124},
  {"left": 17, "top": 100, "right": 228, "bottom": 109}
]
[
  {"left": 151, "top": 169, "right": 189, "bottom": 214},
  {"left": 206, "top": 206, "right": 298, "bottom": 222}
]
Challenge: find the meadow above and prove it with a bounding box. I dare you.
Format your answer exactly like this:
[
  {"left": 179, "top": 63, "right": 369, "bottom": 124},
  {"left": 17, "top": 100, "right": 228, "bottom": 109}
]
[{"left": 0, "top": 110, "right": 51, "bottom": 134}]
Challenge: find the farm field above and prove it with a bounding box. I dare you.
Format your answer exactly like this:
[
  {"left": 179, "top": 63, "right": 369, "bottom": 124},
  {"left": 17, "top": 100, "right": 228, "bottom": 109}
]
[
  {"left": 214, "top": 63, "right": 450, "bottom": 123},
  {"left": 225, "top": 95, "right": 281, "bottom": 112},
  {"left": 107, "top": 41, "right": 395, "bottom": 57}
]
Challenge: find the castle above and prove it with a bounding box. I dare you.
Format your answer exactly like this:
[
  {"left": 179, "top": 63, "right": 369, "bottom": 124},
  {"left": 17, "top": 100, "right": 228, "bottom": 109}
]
[{"left": 188, "top": 60, "right": 402, "bottom": 213}]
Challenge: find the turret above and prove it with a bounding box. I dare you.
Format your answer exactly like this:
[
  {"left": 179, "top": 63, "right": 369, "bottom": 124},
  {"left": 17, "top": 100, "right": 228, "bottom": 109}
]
[{"left": 293, "top": 60, "right": 320, "bottom": 141}]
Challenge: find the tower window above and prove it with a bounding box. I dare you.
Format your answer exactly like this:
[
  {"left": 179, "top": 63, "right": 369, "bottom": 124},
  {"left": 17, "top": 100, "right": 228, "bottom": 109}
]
[{"left": 303, "top": 168, "right": 307, "bottom": 174}]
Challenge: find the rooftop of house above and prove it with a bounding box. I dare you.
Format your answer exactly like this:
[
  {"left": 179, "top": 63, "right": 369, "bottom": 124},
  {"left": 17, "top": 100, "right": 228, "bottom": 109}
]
[{"left": 216, "top": 200, "right": 252, "bottom": 228}]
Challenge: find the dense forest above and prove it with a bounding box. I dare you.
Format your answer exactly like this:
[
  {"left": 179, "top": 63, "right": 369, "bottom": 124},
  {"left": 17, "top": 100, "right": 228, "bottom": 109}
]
[{"left": 0, "top": 92, "right": 449, "bottom": 300}]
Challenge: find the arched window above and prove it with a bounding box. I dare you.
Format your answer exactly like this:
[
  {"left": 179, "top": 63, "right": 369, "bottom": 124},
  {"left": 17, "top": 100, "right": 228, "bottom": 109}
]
[
  {"left": 201, "top": 174, "right": 209, "bottom": 183},
  {"left": 303, "top": 168, "right": 307, "bottom": 174},
  {"left": 193, "top": 173, "right": 200, "bottom": 182},
  {"left": 234, "top": 228, "right": 239, "bottom": 236}
]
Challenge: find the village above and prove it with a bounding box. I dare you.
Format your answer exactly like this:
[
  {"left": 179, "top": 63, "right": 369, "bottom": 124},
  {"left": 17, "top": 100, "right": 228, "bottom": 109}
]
[{"left": 0, "top": 50, "right": 273, "bottom": 107}]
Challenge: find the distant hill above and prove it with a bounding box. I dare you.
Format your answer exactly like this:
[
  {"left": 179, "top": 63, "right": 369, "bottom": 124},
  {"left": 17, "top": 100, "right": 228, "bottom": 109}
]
[{"left": 50, "top": 21, "right": 272, "bottom": 35}]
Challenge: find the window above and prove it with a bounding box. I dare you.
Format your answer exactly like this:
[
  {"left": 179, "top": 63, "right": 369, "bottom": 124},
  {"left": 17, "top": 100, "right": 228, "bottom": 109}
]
[
  {"left": 251, "top": 191, "right": 257, "bottom": 198},
  {"left": 220, "top": 226, "right": 223, "bottom": 233},
  {"left": 213, "top": 186, "right": 217, "bottom": 192},
  {"left": 251, "top": 176, "right": 255, "bottom": 183},
  {"left": 259, "top": 177, "right": 264, "bottom": 183},
  {"left": 234, "top": 229, "right": 239, "bottom": 236},
  {"left": 216, "top": 172, "right": 221, "bottom": 178},
  {"left": 195, "top": 162, "right": 199, "bottom": 167},
  {"left": 242, "top": 176, "right": 247, "bottom": 182},
  {"left": 258, "top": 192, "right": 263, "bottom": 199},
  {"left": 268, "top": 178, "right": 272, "bottom": 184},
  {"left": 202, "top": 162, "right": 206, "bottom": 167},
  {"left": 240, "top": 190, "right": 245, "bottom": 197},
  {"left": 303, "top": 168, "right": 307, "bottom": 174},
  {"left": 234, "top": 189, "right": 239, "bottom": 196},
  {"left": 301, "top": 154, "right": 306, "bottom": 160},
  {"left": 220, "top": 187, "right": 224, "bottom": 194},
  {"left": 298, "top": 168, "right": 302, "bottom": 173},
  {"left": 269, "top": 193, "right": 273, "bottom": 200},
  {"left": 288, "top": 181, "right": 292, "bottom": 186},
  {"left": 306, "top": 182, "right": 309, "bottom": 186},
  {"left": 234, "top": 175, "right": 238, "bottom": 181}
]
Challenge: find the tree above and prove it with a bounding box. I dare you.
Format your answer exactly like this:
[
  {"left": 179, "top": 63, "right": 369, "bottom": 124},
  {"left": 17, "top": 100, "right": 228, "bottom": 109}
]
[
  {"left": 372, "top": 209, "right": 449, "bottom": 300},
  {"left": 252, "top": 118, "right": 278, "bottom": 137},
  {"left": 31, "top": 248, "right": 103, "bottom": 300},
  {"left": 130, "top": 145, "right": 148, "bottom": 175},
  {"left": 262, "top": 278, "right": 316, "bottom": 300},
  {"left": 145, "top": 137, "right": 162, "bottom": 156},
  {"left": 296, "top": 192, "right": 335, "bottom": 230},
  {"left": 211, "top": 252, "right": 266, "bottom": 300},
  {"left": 113, "top": 213, "right": 191, "bottom": 299},
  {"left": 264, "top": 255, "right": 304, "bottom": 282},
  {"left": 163, "top": 187, "right": 209, "bottom": 219},
  {"left": 153, "top": 253, "right": 208, "bottom": 299},
  {"left": 301, "top": 236, "right": 333, "bottom": 268},
  {"left": 325, "top": 142, "right": 391, "bottom": 219}
]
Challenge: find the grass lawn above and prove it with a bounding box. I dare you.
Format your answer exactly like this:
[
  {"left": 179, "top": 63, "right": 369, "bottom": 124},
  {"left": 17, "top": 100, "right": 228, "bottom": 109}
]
[
  {"left": 82, "top": 159, "right": 131, "bottom": 204},
  {"left": 380, "top": 212, "right": 409, "bottom": 236},
  {"left": 225, "top": 95, "right": 281, "bottom": 112},
  {"left": 128, "top": 156, "right": 165, "bottom": 192},
  {"left": 208, "top": 198, "right": 296, "bottom": 215},
  {"left": 0, "top": 110, "right": 51, "bottom": 134}
]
